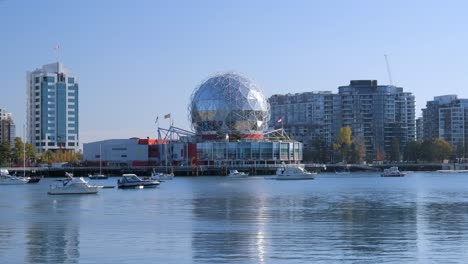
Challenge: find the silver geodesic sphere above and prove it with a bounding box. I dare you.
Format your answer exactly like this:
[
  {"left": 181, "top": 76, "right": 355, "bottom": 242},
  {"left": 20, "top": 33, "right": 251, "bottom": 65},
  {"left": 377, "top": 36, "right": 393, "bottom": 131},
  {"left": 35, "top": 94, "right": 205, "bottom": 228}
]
[{"left": 189, "top": 72, "right": 270, "bottom": 135}]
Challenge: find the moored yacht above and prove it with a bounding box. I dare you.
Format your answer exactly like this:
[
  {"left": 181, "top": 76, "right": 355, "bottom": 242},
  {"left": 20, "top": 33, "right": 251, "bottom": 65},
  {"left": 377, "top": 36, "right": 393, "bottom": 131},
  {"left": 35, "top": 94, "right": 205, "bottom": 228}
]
[
  {"left": 0, "top": 169, "right": 28, "bottom": 185},
  {"left": 48, "top": 175, "right": 103, "bottom": 195},
  {"left": 118, "top": 174, "right": 160, "bottom": 189},
  {"left": 266, "top": 166, "right": 316, "bottom": 180},
  {"left": 227, "top": 170, "right": 249, "bottom": 178},
  {"left": 381, "top": 167, "right": 405, "bottom": 177}
]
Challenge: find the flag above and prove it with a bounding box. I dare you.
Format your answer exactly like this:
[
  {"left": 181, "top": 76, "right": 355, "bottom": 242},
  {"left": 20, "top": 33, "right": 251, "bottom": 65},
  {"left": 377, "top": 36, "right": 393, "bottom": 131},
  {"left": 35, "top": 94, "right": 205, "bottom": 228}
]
[
  {"left": 164, "top": 113, "right": 171, "bottom": 119},
  {"left": 54, "top": 45, "right": 60, "bottom": 50},
  {"left": 277, "top": 117, "right": 283, "bottom": 123},
  {"left": 155, "top": 116, "right": 159, "bottom": 123}
]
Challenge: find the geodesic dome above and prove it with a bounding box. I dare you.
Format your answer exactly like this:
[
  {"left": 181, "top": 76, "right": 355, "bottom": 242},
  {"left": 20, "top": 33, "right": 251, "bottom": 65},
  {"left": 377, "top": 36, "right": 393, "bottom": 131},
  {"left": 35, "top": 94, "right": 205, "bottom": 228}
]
[{"left": 189, "top": 72, "right": 270, "bottom": 136}]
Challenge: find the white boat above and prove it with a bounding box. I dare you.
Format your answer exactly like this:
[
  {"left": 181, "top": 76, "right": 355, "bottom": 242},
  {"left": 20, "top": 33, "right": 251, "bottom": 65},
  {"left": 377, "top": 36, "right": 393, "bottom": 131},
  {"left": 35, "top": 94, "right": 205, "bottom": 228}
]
[
  {"left": 118, "top": 174, "right": 160, "bottom": 188},
  {"left": 266, "top": 166, "right": 316, "bottom": 180},
  {"left": 88, "top": 173, "right": 108, "bottom": 180},
  {"left": 150, "top": 169, "right": 174, "bottom": 181},
  {"left": 0, "top": 169, "right": 28, "bottom": 185},
  {"left": 381, "top": 166, "right": 405, "bottom": 177},
  {"left": 48, "top": 174, "right": 103, "bottom": 195},
  {"left": 227, "top": 170, "right": 249, "bottom": 178}
]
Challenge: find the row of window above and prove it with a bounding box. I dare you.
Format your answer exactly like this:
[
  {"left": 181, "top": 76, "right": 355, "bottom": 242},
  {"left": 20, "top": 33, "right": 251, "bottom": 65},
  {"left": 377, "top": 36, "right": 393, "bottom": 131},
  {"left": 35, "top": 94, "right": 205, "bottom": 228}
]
[
  {"left": 35, "top": 142, "right": 76, "bottom": 147},
  {"left": 34, "top": 76, "right": 75, "bottom": 84}
]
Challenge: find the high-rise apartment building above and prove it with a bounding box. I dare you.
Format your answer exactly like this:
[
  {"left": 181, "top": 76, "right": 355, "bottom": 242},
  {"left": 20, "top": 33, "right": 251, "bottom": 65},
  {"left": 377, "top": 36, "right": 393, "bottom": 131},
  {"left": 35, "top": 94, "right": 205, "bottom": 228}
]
[
  {"left": 269, "top": 91, "right": 341, "bottom": 152},
  {"left": 26, "top": 62, "right": 79, "bottom": 153},
  {"left": 416, "top": 117, "right": 424, "bottom": 142},
  {"left": 338, "top": 80, "right": 415, "bottom": 160},
  {"left": 422, "top": 95, "right": 468, "bottom": 149},
  {"left": 0, "top": 108, "right": 15, "bottom": 146}
]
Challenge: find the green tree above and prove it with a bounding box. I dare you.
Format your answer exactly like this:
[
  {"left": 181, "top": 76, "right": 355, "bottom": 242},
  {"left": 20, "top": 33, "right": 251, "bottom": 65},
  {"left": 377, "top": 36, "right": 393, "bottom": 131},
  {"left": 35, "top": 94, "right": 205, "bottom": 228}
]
[
  {"left": 12, "top": 137, "right": 24, "bottom": 165},
  {"left": 420, "top": 139, "right": 452, "bottom": 162},
  {"left": 0, "top": 141, "right": 12, "bottom": 166},
  {"left": 403, "top": 141, "right": 421, "bottom": 162},
  {"left": 308, "top": 139, "right": 329, "bottom": 163},
  {"left": 432, "top": 138, "right": 452, "bottom": 162},
  {"left": 25, "top": 143, "right": 36, "bottom": 165},
  {"left": 349, "top": 137, "right": 366, "bottom": 164},
  {"left": 455, "top": 142, "right": 465, "bottom": 161},
  {"left": 40, "top": 150, "right": 55, "bottom": 164},
  {"left": 390, "top": 138, "right": 400, "bottom": 162}
]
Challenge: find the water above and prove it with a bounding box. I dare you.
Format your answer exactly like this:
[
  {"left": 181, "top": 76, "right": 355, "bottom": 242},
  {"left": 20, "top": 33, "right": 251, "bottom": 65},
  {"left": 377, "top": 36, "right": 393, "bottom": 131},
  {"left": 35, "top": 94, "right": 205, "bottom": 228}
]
[{"left": 1, "top": 172, "right": 468, "bottom": 263}]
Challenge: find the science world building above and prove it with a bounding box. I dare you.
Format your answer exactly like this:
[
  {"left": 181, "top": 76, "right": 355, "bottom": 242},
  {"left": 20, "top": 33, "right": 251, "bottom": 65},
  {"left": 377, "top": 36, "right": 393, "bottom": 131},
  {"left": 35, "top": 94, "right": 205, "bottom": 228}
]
[{"left": 83, "top": 73, "right": 303, "bottom": 173}]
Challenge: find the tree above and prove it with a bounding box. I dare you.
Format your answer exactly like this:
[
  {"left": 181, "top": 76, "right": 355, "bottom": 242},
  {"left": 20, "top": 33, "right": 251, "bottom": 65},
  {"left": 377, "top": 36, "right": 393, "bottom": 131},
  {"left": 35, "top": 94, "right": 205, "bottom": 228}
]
[
  {"left": 349, "top": 136, "right": 366, "bottom": 164},
  {"left": 0, "top": 141, "right": 12, "bottom": 166},
  {"left": 403, "top": 141, "right": 421, "bottom": 162},
  {"left": 390, "top": 138, "right": 400, "bottom": 162},
  {"left": 40, "top": 150, "right": 55, "bottom": 164},
  {"left": 25, "top": 143, "right": 36, "bottom": 165},
  {"left": 307, "top": 138, "right": 329, "bottom": 163},
  {"left": 432, "top": 138, "right": 452, "bottom": 162},
  {"left": 333, "top": 126, "right": 352, "bottom": 163},
  {"left": 12, "top": 137, "right": 24, "bottom": 165},
  {"left": 455, "top": 142, "right": 465, "bottom": 161},
  {"left": 419, "top": 139, "right": 452, "bottom": 162}
]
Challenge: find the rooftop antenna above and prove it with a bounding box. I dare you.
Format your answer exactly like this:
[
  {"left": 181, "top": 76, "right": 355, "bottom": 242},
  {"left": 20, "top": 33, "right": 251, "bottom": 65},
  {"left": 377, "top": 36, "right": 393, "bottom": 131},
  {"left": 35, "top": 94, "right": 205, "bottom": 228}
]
[{"left": 384, "top": 54, "right": 394, "bottom": 86}]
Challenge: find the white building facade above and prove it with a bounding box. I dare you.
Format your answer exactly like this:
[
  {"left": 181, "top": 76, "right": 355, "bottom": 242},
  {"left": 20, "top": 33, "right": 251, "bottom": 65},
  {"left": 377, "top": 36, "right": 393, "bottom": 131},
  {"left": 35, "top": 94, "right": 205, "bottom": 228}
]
[{"left": 27, "top": 62, "right": 79, "bottom": 153}]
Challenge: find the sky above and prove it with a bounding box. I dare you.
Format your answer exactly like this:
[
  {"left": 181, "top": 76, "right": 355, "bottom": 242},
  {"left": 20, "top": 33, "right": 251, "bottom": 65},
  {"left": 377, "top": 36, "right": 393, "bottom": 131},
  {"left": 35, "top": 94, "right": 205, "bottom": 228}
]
[{"left": 1, "top": 0, "right": 468, "bottom": 147}]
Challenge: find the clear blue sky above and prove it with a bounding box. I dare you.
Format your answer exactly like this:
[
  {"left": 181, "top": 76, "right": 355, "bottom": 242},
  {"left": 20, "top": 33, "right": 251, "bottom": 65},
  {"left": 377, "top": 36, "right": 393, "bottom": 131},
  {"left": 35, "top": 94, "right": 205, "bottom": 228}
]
[{"left": 2, "top": 0, "right": 468, "bottom": 147}]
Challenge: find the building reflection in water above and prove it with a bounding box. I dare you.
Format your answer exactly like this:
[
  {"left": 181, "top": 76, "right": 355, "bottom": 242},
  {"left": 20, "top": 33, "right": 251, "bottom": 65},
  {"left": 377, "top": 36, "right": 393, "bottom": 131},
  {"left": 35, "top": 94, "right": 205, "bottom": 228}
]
[
  {"left": 190, "top": 187, "right": 424, "bottom": 263},
  {"left": 25, "top": 194, "right": 81, "bottom": 264}
]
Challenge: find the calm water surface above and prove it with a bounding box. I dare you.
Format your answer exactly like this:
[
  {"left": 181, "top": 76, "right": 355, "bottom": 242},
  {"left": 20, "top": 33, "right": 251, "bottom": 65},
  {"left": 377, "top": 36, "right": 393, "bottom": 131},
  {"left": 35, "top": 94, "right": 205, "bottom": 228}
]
[{"left": 1, "top": 172, "right": 468, "bottom": 263}]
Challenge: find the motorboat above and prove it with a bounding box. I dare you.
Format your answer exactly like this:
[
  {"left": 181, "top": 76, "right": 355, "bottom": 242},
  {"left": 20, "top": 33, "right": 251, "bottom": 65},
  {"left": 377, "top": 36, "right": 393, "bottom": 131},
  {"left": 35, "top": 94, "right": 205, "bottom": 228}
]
[
  {"left": 118, "top": 174, "right": 160, "bottom": 189},
  {"left": 48, "top": 175, "right": 103, "bottom": 195},
  {"left": 150, "top": 169, "right": 174, "bottom": 181},
  {"left": 227, "top": 170, "right": 249, "bottom": 178},
  {"left": 266, "top": 166, "right": 316, "bottom": 180},
  {"left": 0, "top": 169, "right": 28, "bottom": 185},
  {"left": 88, "top": 173, "right": 108, "bottom": 180},
  {"left": 381, "top": 166, "right": 405, "bottom": 177},
  {"left": 22, "top": 176, "right": 42, "bottom": 183}
]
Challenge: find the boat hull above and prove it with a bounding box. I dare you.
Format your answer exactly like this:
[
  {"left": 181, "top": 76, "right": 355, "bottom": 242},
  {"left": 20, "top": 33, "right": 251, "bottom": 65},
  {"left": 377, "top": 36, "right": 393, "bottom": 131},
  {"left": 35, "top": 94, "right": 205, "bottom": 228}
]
[
  {"left": 118, "top": 182, "right": 160, "bottom": 189},
  {"left": 275, "top": 176, "right": 315, "bottom": 180},
  {"left": 48, "top": 186, "right": 103, "bottom": 195}
]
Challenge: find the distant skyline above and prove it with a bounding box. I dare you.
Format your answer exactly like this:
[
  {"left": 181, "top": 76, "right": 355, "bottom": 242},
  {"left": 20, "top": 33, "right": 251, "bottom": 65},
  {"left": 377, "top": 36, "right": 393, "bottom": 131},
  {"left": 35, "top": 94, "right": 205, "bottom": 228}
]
[{"left": 2, "top": 0, "right": 468, "bottom": 148}]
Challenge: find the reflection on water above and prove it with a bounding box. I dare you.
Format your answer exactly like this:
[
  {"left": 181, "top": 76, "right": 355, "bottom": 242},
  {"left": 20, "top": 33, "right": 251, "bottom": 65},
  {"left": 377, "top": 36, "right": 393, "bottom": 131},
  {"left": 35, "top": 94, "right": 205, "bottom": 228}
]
[
  {"left": 1, "top": 174, "right": 468, "bottom": 263},
  {"left": 25, "top": 196, "right": 81, "bottom": 264}
]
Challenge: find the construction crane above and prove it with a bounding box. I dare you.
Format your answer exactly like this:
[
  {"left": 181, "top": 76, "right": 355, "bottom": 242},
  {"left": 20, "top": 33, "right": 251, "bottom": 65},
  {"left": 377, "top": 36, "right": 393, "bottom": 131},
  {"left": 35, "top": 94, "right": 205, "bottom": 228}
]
[{"left": 384, "top": 54, "right": 394, "bottom": 86}]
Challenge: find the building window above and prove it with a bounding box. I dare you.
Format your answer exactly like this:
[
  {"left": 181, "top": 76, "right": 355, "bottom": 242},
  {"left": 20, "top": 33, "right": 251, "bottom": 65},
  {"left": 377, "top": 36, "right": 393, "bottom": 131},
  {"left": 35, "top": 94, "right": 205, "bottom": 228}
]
[
  {"left": 44, "top": 76, "right": 55, "bottom": 82},
  {"left": 48, "top": 142, "right": 55, "bottom": 146},
  {"left": 68, "top": 136, "right": 75, "bottom": 140},
  {"left": 68, "top": 77, "right": 74, "bottom": 84},
  {"left": 68, "top": 143, "right": 75, "bottom": 146},
  {"left": 35, "top": 77, "right": 40, "bottom": 83}
]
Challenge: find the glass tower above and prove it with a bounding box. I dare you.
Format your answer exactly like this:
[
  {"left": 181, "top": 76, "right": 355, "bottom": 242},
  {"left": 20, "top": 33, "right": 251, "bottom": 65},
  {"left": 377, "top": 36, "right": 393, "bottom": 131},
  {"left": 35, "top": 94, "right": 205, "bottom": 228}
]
[{"left": 26, "top": 62, "right": 79, "bottom": 153}]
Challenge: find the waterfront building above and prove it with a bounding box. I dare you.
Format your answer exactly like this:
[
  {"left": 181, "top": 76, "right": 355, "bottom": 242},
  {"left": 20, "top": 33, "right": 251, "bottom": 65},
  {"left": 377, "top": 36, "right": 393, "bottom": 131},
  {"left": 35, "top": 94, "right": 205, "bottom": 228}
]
[
  {"left": 422, "top": 95, "right": 468, "bottom": 148},
  {"left": 268, "top": 91, "right": 341, "bottom": 153},
  {"left": 26, "top": 62, "right": 79, "bottom": 153},
  {"left": 0, "top": 108, "right": 15, "bottom": 146},
  {"left": 84, "top": 72, "right": 303, "bottom": 170},
  {"left": 338, "top": 80, "right": 415, "bottom": 160}
]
